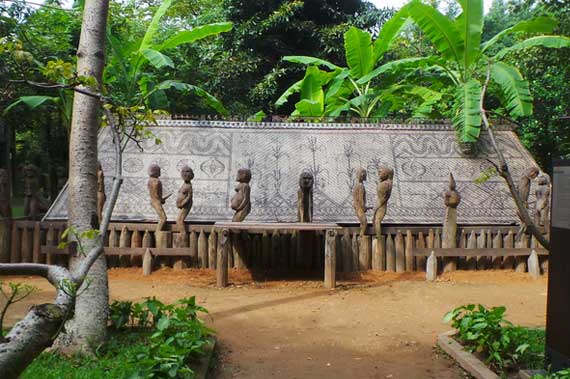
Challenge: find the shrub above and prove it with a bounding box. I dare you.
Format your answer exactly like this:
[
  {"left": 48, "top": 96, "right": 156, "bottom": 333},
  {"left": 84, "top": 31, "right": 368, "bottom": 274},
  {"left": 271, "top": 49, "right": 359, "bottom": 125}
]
[
  {"left": 533, "top": 369, "right": 570, "bottom": 379},
  {"left": 444, "top": 304, "right": 544, "bottom": 375}
]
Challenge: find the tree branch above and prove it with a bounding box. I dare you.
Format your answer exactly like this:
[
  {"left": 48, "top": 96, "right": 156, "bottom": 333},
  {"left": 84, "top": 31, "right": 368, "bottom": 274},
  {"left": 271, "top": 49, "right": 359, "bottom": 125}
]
[{"left": 480, "top": 62, "right": 550, "bottom": 250}]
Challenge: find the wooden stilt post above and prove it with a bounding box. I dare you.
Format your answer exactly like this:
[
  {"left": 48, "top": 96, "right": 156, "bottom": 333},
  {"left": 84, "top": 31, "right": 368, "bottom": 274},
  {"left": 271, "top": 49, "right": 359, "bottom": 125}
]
[
  {"left": 262, "top": 231, "right": 270, "bottom": 269},
  {"left": 324, "top": 229, "right": 336, "bottom": 289},
  {"left": 359, "top": 235, "right": 371, "bottom": 271},
  {"left": 208, "top": 231, "right": 217, "bottom": 269},
  {"left": 21, "top": 226, "right": 32, "bottom": 263},
  {"left": 416, "top": 232, "right": 426, "bottom": 271},
  {"left": 426, "top": 251, "right": 437, "bottom": 282},
  {"left": 466, "top": 231, "right": 477, "bottom": 270},
  {"left": 502, "top": 230, "right": 515, "bottom": 269},
  {"left": 142, "top": 248, "right": 153, "bottom": 276},
  {"left": 32, "top": 222, "right": 42, "bottom": 263},
  {"left": 492, "top": 231, "right": 503, "bottom": 269},
  {"left": 515, "top": 233, "right": 529, "bottom": 272},
  {"left": 10, "top": 224, "right": 20, "bottom": 263},
  {"left": 527, "top": 249, "right": 540, "bottom": 279},
  {"left": 217, "top": 229, "right": 229, "bottom": 287},
  {"left": 131, "top": 229, "right": 143, "bottom": 267},
  {"left": 46, "top": 227, "right": 55, "bottom": 265},
  {"left": 119, "top": 226, "right": 131, "bottom": 267},
  {"left": 386, "top": 234, "right": 396, "bottom": 272},
  {"left": 395, "top": 231, "right": 405, "bottom": 273},
  {"left": 0, "top": 220, "right": 11, "bottom": 263},
  {"left": 271, "top": 230, "right": 280, "bottom": 270},
  {"left": 198, "top": 229, "right": 207, "bottom": 269},
  {"left": 405, "top": 230, "right": 414, "bottom": 272},
  {"left": 190, "top": 230, "right": 198, "bottom": 268},
  {"left": 342, "top": 230, "right": 352, "bottom": 272},
  {"left": 477, "top": 229, "right": 487, "bottom": 269},
  {"left": 351, "top": 233, "right": 359, "bottom": 272}
]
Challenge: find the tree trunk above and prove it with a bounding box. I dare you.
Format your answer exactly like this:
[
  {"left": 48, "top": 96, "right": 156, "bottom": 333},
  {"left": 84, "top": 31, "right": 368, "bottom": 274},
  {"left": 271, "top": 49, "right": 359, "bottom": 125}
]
[{"left": 53, "top": 0, "right": 110, "bottom": 354}]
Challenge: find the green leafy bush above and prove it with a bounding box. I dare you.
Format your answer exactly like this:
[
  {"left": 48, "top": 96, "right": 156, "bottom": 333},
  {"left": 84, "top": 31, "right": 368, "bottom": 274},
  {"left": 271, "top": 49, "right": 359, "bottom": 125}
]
[
  {"left": 109, "top": 296, "right": 212, "bottom": 379},
  {"left": 444, "top": 304, "right": 544, "bottom": 375},
  {"left": 23, "top": 297, "right": 212, "bottom": 379},
  {"left": 533, "top": 369, "right": 570, "bottom": 379}
]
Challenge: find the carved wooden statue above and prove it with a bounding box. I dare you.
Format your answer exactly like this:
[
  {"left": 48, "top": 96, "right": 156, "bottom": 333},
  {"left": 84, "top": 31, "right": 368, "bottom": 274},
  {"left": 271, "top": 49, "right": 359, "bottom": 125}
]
[
  {"left": 230, "top": 168, "right": 252, "bottom": 222},
  {"left": 442, "top": 173, "right": 461, "bottom": 248},
  {"left": 97, "top": 161, "right": 106, "bottom": 223},
  {"left": 535, "top": 174, "right": 550, "bottom": 228},
  {"left": 0, "top": 169, "right": 11, "bottom": 219},
  {"left": 297, "top": 171, "right": 314, "bottom": 223},
  {"left": 147, "top": 164, "right": 169, "bottom": 232},
  {"left": 22, "top": 164, "right": 49, "bottom": 220},
  {"left": 176, "top": 165, "right": 194, "bottom": 232},
  {"left": 373, "top": 166, "right": 393, "bottom": 239},
  {"left": 518, "top": 166, "right": 539, "bottom": 209},
  {"left": 353, "top": 168, "right": 371, "bottom": 236}
]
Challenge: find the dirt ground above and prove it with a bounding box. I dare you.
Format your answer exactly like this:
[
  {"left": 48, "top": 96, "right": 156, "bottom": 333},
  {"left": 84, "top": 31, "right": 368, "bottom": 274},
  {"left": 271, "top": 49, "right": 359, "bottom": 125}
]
[{"left": 5, "top": 269, "right": 548, "bottom": 379}]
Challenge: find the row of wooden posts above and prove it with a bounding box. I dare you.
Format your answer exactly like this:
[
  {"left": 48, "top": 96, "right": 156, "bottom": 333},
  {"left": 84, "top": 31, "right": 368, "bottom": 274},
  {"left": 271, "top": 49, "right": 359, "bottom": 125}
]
[{"left": 0, "top": 220, "right": 547, "bottom": 275}]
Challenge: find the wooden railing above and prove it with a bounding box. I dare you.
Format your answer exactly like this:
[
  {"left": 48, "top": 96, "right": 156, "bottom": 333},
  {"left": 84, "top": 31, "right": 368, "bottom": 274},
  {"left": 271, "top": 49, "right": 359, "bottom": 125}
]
[{"left": 0, "top": 220, "right": 549, "bottom": 276}]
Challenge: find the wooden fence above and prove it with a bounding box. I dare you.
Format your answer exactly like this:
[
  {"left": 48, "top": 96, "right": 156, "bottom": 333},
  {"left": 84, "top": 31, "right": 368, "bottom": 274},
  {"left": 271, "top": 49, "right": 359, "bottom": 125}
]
[{"left": 0, "top": 220, "right": 548, "bottom": 274}]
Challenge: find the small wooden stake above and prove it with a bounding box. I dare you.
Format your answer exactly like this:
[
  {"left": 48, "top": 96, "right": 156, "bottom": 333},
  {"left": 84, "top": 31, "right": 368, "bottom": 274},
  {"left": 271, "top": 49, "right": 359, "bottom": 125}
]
[
  {"left": 415, "top": 232, "right": 426, "bottom": 271},
  {"left": 527, "top": 249, "right": 540, "bottom": 279},
  {"left": 190, "top": 230, "right": 198, "bottom": 268},
  {"left": 426, "top": 251, "right": 437, "bottom": 282},
  {"left": 466, "top": 231, "right": 477, "bottom": 270},
  {"left": 142, "top": 248, "right": 153, "bottom": 276},
  {"left": 503, "top": 230, "right": 515, "bottom": 269},
  {"left": 492, "top": 231, "right": 503, "bottom": 269},
  {"left": 262, "top": 231, "right": 270, "bottom": 269},
  {"left": 119, "top": 226, "right": 131, "bottom": 267}
]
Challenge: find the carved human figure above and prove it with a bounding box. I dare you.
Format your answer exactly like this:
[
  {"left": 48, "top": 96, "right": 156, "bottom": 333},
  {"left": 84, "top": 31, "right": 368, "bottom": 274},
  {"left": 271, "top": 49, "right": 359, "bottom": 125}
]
[
  {"left": 373, "top": 166, "right": 393, "bottom": 239},
  {"left": 176, "top": 165, "right": 194, "bottom": 232},
  {"left": 97, "top": 161, "right": 106, "bottom": 223},
  {"left": 22, "top": 164, "right": 48, "bottom": 220},
  {"left": 518, "top": 166, "right": 539, "bottom": 209},
  {"left": 535, "top": 174, "right": 551, "bottom": 228},
  {"left": 353, "top": 168, "right": 372, "bottom": 236},
  {"left": 230, "top": 168, "right": 252, "bottom": 222},
  {"left": 442, "top": 173, "right": 461, "bottom": 249},
  {"left": 297, "top": 171, "right": 314, "bottom": 223},
  {"left": 147, "top": 164, "right": 169, "bottom": 232},
  {"left": 0, "top": 169, "right": 11, "bottom": 219}
]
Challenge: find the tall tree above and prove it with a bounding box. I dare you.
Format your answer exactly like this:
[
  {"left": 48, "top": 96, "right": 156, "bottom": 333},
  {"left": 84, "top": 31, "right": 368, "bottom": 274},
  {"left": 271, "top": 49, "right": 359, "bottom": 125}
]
[{"left": 52, "top": 0, "right": 110, "bottom": 353}]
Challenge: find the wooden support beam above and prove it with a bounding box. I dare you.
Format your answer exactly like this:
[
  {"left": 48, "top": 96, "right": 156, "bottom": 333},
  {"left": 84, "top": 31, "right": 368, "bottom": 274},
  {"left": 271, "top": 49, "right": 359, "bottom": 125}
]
[
  {"left": 324, "top": 229, "right": 337, "bottom": 289},
  {"left": 217, "top": 229, "right": 229, "bottom": 288}
]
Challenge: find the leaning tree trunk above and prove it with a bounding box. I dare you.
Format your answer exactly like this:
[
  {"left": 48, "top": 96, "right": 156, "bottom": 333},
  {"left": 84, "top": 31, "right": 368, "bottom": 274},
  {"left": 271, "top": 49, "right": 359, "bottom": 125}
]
[{"left": 53, "top": 0, "right": 111, "bottom": 354}]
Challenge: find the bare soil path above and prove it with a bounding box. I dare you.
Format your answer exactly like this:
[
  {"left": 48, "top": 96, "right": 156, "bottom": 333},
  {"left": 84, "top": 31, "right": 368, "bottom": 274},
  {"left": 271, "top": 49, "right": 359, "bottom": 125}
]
[{"left": 5, "top": 269, "right": 547, "bottom": 379}]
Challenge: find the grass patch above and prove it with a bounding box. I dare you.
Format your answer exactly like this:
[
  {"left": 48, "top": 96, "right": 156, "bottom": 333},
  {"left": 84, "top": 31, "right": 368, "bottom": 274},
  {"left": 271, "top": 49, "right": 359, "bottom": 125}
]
[{"left": 21, "top": 331, "right": 149, "bottom": 379}]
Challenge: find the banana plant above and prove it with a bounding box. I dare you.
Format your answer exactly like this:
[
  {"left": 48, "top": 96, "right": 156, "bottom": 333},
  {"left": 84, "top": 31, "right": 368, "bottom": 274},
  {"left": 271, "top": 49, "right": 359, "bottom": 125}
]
[
  {"left": 380, "top": 0, "right": 570, "bottom": 143},
  {"left": 105, "top": 0, "right": 232, "bottom": 114},
  {"left": 276, "top": 9, "right": 436, "bottom": 119}
]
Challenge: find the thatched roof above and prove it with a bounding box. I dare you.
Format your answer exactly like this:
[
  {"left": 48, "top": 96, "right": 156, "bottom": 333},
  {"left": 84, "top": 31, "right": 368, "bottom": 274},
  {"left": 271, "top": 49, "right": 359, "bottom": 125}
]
[{"left": 45, "top": 119, "right": 539, "bottom": 225}]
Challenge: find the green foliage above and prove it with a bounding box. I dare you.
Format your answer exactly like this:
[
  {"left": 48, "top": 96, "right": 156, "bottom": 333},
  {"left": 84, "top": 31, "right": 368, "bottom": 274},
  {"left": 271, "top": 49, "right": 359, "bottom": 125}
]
[
  {"left": 0, "top": 281, "right": 38, "bottom": 334},
  {"left": 444, "top": 304, "right": 545, "bottom": 375},
  {"left": 401, "top": 0, "right": 570, "bottom": 143},
  {"left": 22, "top": 297, "right": 212, "bottom": 379},
  {"left": 532, "top": 369, "right": 570, "bottom": 379}
]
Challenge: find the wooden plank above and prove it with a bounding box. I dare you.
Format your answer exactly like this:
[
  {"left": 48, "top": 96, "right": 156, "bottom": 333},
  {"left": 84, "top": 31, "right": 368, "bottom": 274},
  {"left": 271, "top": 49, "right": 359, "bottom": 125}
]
[
  {"left": 208, "top": 232, "right": 217, "bottom": 269},
  {"left": 405, "top": 230, "right": 414, "bottom": 272},
  {"left": 413, "top": 248, "right": 548, "bottom": 257},
  {"left": 214, "top": 222, "right": 342, "bottom": 231},
  {"left": 359, "top": 235, "right": 371, "bottom": 271},
  {"left": 32, "top": 222, "right": 42, "bottom": 263},
  {"left": 395, "top": 231, "right": 405, "bottom": 273},
  {"left": 386, "top": 234, "right": 395, "bottom": 272}
]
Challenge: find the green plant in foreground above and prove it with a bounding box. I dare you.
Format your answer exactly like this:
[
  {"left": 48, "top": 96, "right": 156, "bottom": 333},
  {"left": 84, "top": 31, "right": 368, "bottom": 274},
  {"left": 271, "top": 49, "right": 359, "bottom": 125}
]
[
  {"left": 21, "top": 297, "right": 212, "bottom": 379},
  {"left": 444, "top": 304, "right": 544, "bottom": 375},
  {"left": 533, "top": 369, "right": 570, "bottom": 379}
]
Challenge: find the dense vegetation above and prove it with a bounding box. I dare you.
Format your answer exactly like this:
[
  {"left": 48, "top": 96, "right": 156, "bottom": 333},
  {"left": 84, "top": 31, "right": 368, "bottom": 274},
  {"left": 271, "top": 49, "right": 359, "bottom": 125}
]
[
  {"left": 1, "top": 0, "right": 569, "bottom": 202},
  {"left": 21, "top": 297, "right": 212, "bottom": 379}
]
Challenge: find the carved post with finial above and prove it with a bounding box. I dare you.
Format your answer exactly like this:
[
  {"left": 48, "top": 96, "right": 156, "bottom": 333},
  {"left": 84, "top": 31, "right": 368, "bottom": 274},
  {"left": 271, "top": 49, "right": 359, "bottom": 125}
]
[{"left": 442, "top": 173, "right": 461, "bottom": 272}]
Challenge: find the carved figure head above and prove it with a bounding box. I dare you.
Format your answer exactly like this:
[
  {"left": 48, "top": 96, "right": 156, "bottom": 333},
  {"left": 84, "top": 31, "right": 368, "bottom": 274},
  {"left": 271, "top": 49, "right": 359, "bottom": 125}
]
[
  {"left": 524, "top": 166, "right": 539, "bottom": 180},
  {"left": 538, "top": 174, "right": 549, "bottom": 186},
  {"left": 299, "top": 171, "right": 314, "bottom": 190},
  {"left": 448, "top": 173, "right": 457, "bottom": 191},
  {"left": 22, "top": 164, "right": 38, "bottom": 178},
  {"left": 236, "top": 168, "right": 251, "bottom": 183},
  {"left": 180, "top": 165, "right": 194, "bottom": 182},
  {"left": 378, "top": 166, "right": 393, "bottom": 181},
  {"left": 356, "top": 168, "right": 367, "bottom": 183},
  {"left": 148, "top": 164, "right": 161, "bottom": 178}
]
